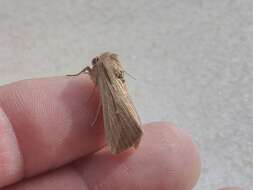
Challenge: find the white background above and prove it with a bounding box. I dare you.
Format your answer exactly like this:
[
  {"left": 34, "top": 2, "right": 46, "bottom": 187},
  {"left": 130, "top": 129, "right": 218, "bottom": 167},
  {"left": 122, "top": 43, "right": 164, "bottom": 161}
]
[{"left": 0, "top": 1, "right": 252, "bottom": 189}]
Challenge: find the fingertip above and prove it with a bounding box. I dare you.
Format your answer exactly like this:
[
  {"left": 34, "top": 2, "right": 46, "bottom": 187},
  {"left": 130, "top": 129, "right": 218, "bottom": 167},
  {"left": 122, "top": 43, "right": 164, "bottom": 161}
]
[
  {"left": 73, "top": 121, "right": 200, "bottom": 190},
  {"left": 143, "top": 121, "right": 201, "bottom": 190}
]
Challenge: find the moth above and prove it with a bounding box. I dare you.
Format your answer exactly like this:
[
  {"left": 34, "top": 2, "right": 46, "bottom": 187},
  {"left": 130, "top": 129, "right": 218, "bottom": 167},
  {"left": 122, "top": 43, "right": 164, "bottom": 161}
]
[{"left": 69, "top": 52, "right": 143, "bottom": 154}]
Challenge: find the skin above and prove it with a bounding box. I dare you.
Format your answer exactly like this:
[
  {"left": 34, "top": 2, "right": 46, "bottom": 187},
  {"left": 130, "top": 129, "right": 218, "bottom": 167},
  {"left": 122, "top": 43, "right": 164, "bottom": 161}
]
[{"left": 0, "top": 75, "right": 241, "bottom": 190}]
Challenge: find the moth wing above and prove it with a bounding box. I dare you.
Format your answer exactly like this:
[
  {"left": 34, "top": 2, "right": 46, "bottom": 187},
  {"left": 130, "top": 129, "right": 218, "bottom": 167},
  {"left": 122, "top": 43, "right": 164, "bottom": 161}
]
[{"left": 97, "top": 63, "right": 143, "bottom": 154}]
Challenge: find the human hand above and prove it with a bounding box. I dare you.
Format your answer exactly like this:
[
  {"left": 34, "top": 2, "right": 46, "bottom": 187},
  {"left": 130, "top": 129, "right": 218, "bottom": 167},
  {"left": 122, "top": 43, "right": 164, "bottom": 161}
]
[{"left": 0, "top": 75, "right": 239, "bottom": 190}]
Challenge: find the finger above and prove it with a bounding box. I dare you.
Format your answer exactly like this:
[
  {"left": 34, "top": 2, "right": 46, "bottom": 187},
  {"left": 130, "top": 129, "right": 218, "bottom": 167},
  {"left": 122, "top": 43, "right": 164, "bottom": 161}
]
[
  {"left": 74, "top": 122, "right": 201, "bottom": 190},
  {"left": 3, "top": 122, "right": 201, "bottom": 190},
  {"left": 0, "top": 75, "right": 105, "bottom": 187},
  {"left": 0, "top": 107, "right": 23, "bottom": 187}
]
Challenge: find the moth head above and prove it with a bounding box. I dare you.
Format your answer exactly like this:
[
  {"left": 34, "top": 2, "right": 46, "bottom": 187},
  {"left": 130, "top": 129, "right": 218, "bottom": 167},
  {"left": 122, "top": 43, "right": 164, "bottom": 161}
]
[
  {"left": 110, "top": 53, "right": 118, "bottom": 60},
  {"left": 99, "top": 52, "right": 119, "bottom": 61},
  {"left": 92, "top": 56, "right": 99, "bottom": 66}
]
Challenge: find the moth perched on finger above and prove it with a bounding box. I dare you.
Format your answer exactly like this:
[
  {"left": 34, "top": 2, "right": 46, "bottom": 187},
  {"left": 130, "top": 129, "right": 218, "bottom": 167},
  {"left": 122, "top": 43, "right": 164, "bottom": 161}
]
[{"left": 68, "top": 52, "right": 143, "bottom": 154}]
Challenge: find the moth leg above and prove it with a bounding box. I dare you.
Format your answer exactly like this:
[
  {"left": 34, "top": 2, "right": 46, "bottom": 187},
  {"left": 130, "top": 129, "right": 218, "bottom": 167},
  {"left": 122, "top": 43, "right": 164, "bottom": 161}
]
[
  {"left": 66, "top": 66, "right": 91, "bottom": 77},
  {"left": 86, "top": 69, "right": 99, "bottom": 103},
  {"left": 134, "top": 136, "right": 142, "bottom": 149},
  {"left": 91, "top": 100, "right": 102, "bottom": 127}
]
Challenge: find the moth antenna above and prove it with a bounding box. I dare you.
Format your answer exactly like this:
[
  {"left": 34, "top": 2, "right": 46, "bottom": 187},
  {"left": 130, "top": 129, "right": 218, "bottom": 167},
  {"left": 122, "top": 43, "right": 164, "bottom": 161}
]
[
  {"left": 66, "top": 66, "right": 91, "bottom": 77},
  {"left": 125, "top": 70, "right": 136, "bottom": 80}
]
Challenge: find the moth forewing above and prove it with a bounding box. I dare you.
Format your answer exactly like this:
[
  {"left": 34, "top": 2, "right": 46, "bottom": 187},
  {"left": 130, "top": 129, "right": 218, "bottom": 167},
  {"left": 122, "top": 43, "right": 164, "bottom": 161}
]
[
  {"left": 70, "top": 52, "right": 143, "bottom": 154},
  {"left": 95, "top": 53, "right": 143, "bottom": 154}
]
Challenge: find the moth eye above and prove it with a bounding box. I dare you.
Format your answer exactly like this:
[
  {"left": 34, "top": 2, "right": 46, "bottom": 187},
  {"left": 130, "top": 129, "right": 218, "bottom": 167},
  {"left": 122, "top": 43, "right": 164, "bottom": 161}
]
[{"left": 92, "top": 57, "right": 99, "bottom": 65}]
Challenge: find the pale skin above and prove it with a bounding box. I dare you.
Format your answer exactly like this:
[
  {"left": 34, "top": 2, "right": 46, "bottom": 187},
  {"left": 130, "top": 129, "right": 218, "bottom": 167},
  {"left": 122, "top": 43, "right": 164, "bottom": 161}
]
[{"left": 0, "top": 75, "right": 241, "bottom": 190}]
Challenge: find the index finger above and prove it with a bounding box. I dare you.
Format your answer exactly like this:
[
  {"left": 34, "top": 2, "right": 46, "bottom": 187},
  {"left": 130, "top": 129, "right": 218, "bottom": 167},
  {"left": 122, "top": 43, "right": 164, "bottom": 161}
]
[{"left": 0, "top": 75, "right": 105, "bottom": 187}]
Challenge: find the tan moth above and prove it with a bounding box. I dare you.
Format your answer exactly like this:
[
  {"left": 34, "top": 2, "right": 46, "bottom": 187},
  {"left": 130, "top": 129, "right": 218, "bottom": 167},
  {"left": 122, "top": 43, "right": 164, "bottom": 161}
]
[{"left": 69, "top": 52, "right": 143, "bottom": 154}]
